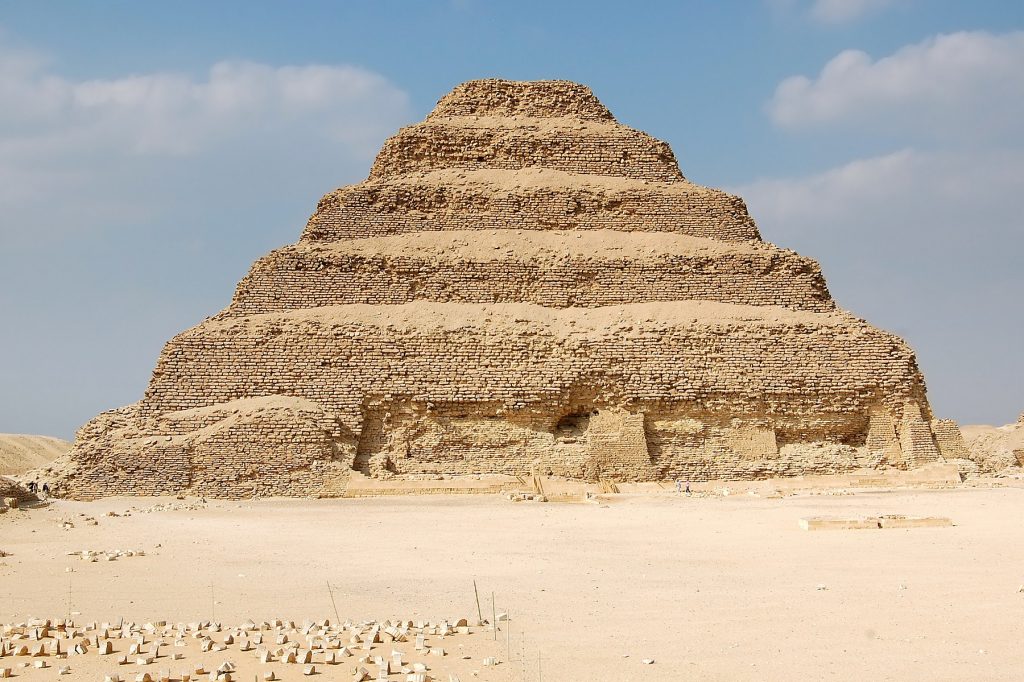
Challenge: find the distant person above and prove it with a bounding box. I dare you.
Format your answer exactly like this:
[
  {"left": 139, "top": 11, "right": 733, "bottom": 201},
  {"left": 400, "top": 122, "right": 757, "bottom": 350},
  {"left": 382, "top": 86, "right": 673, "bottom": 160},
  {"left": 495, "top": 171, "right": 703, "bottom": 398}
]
[
  {"left": 675, "top": 479, "right": 682, "bottom": 494},
  {"left": 685, "top": 480, "right": 691, "bottom": 496},
  {"left": 27, "top": 481, "right": 37, "bottom": 494},
  {"left": 41, "top": 483, "right": 50, "bottom": 498}
]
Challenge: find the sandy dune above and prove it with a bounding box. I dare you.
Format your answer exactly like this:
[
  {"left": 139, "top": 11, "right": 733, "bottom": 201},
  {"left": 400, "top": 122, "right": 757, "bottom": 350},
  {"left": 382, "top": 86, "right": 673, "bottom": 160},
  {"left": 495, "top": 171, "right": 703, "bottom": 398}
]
[
  {"left": 0, "top": 434, "right": 70, "bottom": 475},
  {"left": 3, "top": 487, "right": 1024, "bottom": 680}
]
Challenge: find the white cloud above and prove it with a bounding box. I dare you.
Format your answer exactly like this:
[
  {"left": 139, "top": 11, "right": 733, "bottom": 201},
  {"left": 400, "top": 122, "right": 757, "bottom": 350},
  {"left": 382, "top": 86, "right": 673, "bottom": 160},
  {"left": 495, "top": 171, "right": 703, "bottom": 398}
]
[
  {"left": 769, "top": 30, "right": 1024, "bottom": 137},
  {"left": 733, "top": 148, "right": 1024, "bottom": 424},
  {"left": 751, "top": 29, "right": 1024, "bottom": 423},
  {"left": 736, "top": 148, "right": 1024, "bottom": 242},
  {"left": 0, "top": 34, "right": 415, "bottom": 437},
  {"left": 0, "top": 48, "right": 408, "bottom": 154},
  {"left": 0, "top": 40, "right": 410, "bottom": 227},
  {"left": 809, "top": 0, "right": 900, "bottom": 24}
]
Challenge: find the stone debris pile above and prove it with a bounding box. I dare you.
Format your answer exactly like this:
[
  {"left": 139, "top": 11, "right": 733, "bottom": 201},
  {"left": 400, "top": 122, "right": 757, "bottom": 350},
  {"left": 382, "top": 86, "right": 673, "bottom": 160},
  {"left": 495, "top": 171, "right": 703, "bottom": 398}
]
[
  {"left": 66, "top": 549, "right": 146, "bottom": 562},
  {"left": 799, "top": 515, "right": 954, "bottom": 531},
  {"left": 1, "top": 477, "right": 35, "bottom": 508},
  {"left": 0, "top": 616, "right": 498, "bottom": 681},
  {"left": 46, "top": 78, "right": 962, "bottom": 499}
]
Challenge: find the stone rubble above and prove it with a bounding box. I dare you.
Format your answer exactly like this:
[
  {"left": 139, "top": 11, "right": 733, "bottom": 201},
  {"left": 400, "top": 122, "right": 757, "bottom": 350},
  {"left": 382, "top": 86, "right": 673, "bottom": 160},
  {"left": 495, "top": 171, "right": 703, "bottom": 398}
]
[{"left": 0, "top": 616, "right": 495, "bottom": 682}]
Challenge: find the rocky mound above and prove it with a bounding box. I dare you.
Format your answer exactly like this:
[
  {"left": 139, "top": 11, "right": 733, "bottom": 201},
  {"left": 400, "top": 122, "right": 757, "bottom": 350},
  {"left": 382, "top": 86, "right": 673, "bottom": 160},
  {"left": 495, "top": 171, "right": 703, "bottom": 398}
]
[{"left": 961, "top": 413, "right": 1024, "bottom": 473}]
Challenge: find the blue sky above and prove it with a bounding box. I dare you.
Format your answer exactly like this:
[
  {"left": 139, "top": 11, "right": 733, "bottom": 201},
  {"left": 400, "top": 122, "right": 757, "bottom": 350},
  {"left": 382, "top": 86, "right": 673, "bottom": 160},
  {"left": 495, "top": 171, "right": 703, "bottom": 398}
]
[{"left": 1, "top": 0, "right": 1022, "bottom": 438}]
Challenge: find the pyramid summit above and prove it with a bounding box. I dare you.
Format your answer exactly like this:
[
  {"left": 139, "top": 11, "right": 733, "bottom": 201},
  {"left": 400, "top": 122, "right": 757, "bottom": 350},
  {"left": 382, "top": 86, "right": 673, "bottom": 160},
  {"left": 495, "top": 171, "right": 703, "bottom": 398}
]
[{"left": 52, "top": 78, "right": 959, "bottom": 498}]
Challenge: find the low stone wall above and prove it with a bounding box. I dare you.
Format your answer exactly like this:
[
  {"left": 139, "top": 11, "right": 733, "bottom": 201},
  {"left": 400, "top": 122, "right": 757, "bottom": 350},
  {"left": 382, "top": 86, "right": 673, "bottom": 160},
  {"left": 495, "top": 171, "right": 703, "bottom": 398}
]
[{"left": 57, "top": 399, "right": 354, "bottom": 500}]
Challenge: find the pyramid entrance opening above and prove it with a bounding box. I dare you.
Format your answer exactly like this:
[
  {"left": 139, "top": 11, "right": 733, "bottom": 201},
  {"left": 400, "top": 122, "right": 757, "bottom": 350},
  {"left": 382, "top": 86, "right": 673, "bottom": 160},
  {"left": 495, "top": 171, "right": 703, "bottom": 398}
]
[{"left": 554, "top": 411, "right": 594, "bottom": 445}]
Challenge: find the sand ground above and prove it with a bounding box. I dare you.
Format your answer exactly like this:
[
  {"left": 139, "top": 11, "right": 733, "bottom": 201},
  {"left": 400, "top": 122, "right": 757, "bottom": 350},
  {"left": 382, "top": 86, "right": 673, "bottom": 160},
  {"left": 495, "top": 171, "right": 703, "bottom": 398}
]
[{"left": 2, "top": 487, "right": 1024, "bottom": 681}]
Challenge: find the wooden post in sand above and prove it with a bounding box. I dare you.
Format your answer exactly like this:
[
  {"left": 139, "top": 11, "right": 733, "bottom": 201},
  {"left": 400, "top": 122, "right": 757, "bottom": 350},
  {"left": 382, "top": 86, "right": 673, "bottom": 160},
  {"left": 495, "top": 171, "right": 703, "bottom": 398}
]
[
  {"left": 327, "top": 582, "right": 341, "bottom": 625},
  {"left": 506, "top": 608, "right": 510, "bottom": 665},
  {"left": 473, "top": 581, "right": 483, "bottom": 625},
  {"left": 491, "top": 592, "right": 496, "bottom": 641}
]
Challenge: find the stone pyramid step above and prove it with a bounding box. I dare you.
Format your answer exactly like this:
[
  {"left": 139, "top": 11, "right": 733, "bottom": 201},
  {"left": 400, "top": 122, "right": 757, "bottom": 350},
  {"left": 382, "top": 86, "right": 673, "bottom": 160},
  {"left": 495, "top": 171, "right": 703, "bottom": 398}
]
[
  {"left": 228, "top": 230, "right": 833, "bottom": 315},
  {"left": 302, "top": 169, "right": 758, "bottom": 242},
  {"left": 369, "top": 118, "right": 683, "bottom": 181}
]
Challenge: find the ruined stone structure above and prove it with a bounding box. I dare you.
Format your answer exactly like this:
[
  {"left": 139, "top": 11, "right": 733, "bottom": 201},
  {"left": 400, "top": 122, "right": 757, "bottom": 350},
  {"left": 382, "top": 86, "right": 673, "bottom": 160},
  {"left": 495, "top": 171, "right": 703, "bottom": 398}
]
[{"left": 54, "top": 79, "right": 956, "bottom": 498}]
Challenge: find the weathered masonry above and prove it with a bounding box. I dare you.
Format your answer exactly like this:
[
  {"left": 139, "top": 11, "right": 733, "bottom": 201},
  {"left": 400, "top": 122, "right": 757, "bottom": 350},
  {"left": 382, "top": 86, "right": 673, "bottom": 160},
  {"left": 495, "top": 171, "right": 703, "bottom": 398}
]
[{"left": 55, "top": 79, "right": 959, "bottom": 498}]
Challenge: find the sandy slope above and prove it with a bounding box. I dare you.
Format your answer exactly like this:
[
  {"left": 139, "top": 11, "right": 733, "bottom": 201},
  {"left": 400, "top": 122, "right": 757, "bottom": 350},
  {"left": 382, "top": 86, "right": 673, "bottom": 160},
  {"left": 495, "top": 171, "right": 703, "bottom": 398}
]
[
  {"left": 0, "top": 433, "right": 70, "bottom": 475},
  {"left": 961, "top": 415, "right": 1024, "bottom": 471},
  {"left": 3, "top": 488, "right": 1024, "bottom": 681}
]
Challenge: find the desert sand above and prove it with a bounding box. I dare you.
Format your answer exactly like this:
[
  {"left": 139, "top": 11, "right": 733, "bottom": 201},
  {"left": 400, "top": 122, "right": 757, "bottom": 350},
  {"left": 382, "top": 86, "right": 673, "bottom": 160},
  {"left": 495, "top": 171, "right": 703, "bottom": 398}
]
[
  {"left": 0, "top": 435, "right": 69, "bottom": 476},
  {"left": 4, "top": 486, "right": 1024, "bottom": 681}
]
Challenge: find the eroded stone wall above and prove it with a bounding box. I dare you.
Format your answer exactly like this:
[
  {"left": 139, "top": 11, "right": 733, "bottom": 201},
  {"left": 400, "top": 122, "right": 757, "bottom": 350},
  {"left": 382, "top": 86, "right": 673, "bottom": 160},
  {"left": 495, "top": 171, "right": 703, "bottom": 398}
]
[
  {"left": 369, "top": 121, "right": 682, "bottom": 182},
  {"left": 302, "top": 172, "right": 758, "bottom": 242},
  {"left": 56, "top": 398, "right": 353, "bottom": 500},
  {"left": 229, "top": 235, "right": 833, "bottom": 315}
]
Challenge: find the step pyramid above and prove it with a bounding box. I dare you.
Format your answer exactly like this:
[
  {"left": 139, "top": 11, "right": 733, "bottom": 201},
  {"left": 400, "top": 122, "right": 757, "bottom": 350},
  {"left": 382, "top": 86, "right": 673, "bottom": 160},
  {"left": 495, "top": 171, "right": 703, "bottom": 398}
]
[{"left": 53, "top": 79, "right": 952, "bottom": 498}]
